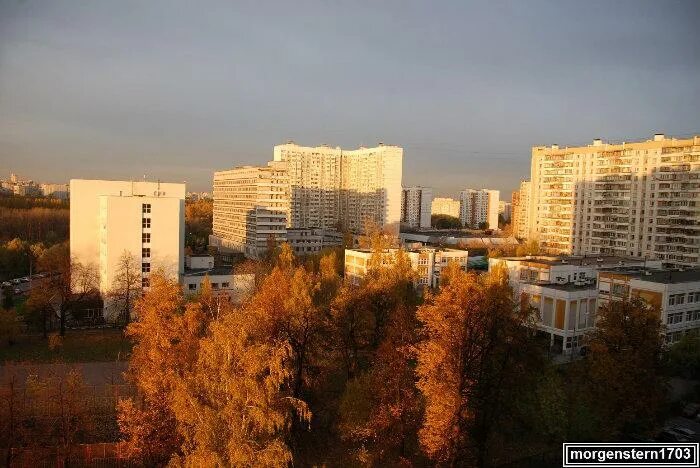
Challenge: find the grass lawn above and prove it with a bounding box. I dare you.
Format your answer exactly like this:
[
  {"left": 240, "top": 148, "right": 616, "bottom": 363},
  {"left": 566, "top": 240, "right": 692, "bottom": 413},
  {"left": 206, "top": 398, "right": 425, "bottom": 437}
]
[{"left": 0, "top": 328, "right": 132, "bottom": 363}]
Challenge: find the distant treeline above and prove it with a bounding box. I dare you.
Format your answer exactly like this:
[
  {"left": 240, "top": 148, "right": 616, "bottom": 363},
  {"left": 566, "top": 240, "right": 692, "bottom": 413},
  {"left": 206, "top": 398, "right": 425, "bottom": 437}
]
[
  {"left": 0, "top": 207, "right": 69, "bottom": 244},
  {"left": 0, "top": 193, "right": 69, "bottom": 210}
]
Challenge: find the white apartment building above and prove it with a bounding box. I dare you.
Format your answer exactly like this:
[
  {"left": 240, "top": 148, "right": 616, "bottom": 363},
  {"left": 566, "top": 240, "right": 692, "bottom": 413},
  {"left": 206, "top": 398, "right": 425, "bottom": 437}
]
[
  {"left": 70, "top": 179, "right": 185, "bottom": 316},
  {"left": 273, "top": 142, "right": 403, "bottom": 233},
  {"left": 528, "top": 133, "right": 700, "bottom": 266},
  {"left": 498, "top": 201, "right": 512, "bottom": 222},
  {"left": 431, "top": 197, "right": 460, "bottom": 218},
  {"left": 511, "top": 180, "right": 531, "bottom": 239},
  {"left": 210, "top": 162, "right": 289, "bottom": 259},
  {"left": 459, "top": 189, "right": 499, "bottom": 229},
  {"left": 213, "top": 142, "right": 403, "bottom": 259},
  {"left": 41, "top": 183, "right": 70, "bottom": 200},
  {"left": 401, "top": 186, "right": 433, "bottom": 229},
  {"left": 344, "top": 247, "right": 468, "bottom": 288}
]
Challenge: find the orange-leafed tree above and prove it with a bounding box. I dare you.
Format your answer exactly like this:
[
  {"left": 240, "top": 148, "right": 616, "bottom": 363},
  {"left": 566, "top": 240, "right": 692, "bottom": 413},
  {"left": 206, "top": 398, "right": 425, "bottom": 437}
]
[
  {"left": 415, "top": 263, "right": 540, "bottom": 467},
  {"left": 117, "top": 272, "right": 205, "bottom": 465},
  {"left": 169, "top": 303, "right": 310, "bottom": 467}
]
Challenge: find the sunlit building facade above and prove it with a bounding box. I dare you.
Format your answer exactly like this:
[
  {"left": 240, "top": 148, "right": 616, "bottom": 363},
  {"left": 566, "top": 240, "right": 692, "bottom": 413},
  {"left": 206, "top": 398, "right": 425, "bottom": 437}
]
[{"left": 528, "top": 134, "right": 700, "bottom": 267}]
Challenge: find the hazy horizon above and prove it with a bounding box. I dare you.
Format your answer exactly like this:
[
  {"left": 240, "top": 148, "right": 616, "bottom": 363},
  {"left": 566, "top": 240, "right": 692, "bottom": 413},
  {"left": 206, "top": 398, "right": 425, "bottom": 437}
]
[{"left": 1, "top": 0, "right": 699, "bottom": 198}]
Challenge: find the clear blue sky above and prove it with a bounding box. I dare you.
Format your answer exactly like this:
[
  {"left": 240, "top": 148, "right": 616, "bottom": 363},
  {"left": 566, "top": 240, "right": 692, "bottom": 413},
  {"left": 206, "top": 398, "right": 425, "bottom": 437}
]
[{"left": 1, "top": 0, "right": 698, "bottom": 197}]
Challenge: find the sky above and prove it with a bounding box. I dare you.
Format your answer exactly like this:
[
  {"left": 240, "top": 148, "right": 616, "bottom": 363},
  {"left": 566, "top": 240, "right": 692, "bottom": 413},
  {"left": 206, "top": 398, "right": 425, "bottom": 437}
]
[{"left": 0, "top": 0, "right": 698, "bottom": 197}]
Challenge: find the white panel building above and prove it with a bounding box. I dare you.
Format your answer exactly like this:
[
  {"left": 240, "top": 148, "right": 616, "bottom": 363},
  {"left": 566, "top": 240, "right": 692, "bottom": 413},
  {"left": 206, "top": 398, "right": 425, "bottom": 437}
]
[
  {"left": 70, "top": 179, "right": 185, "bottom": 316},
  {"left": 459, "top": 189, "right": 500, "bottom": 230},
  {"left": 213, "top": 142, "right": 403, "bottom": 259},
  {"left": 401, "top": 186, "right": 433, "bottom": 229}
]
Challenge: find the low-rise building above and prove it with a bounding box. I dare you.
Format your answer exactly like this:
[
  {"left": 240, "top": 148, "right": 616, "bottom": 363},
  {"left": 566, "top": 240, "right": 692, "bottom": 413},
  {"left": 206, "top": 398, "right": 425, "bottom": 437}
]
[
  {"left": 286, "top": 228, "right": 344, "bottom": 256},
  {"left": 597, "top": 268, "right": 700, "bottom": 344},
  {"left": 182, "top": 255, "right": 254, "bottom": 304},
  {"left": 491, "top": 255, "right": 661, "bottom": 355},
  {"left": 431, "top": 197, "right": 460, "bottom": 218},
  {"left": 344, "top": 247, "right": 468, "bottom": 288}
]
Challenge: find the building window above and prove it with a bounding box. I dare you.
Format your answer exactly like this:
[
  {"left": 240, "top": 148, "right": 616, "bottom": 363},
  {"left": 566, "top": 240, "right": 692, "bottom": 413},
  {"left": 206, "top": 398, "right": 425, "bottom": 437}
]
[
  {"left": 142, "top": 203, "right": 151, "bottom": 214},
  {"left": 188, "top": 283, "right": 197, "bottom": 291},
  {"left": 222, "top": 282, "right": 230, "bottom": 288},
  {"left": 142, "top": 248, "right": 151, "bottom": 258},
  {"left": 142, "top": 233, "right": 151, "bottom": 244},
  {"left": 142, "top": 218, "right": 151, "bottom": 228},
  {"left": 212, "top": 283, "right": 219, "bottom": 289},
  {"left": 667, "top": 312, "right": 683, "bottom": 325},
  {"left": 142, "top": 263, "right": 150, "bottom": 273},
  {"left": 142, "top": 277, "right": 150, "bottom": 288}
]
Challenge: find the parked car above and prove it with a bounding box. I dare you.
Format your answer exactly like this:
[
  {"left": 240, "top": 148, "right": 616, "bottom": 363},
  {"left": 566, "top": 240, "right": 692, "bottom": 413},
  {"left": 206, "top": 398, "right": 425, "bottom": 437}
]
[
  {"left": 11, "top": 279, "right": 21, "bottom": 285},
  {"left": 13, "top": 288, "right": 23, "bottom": 295},
  {"left": 658, "top": 428, "right": 690, "bottom": 442},
  {"left": 1, "top": 281, "right": 11, "bottom": 287}
]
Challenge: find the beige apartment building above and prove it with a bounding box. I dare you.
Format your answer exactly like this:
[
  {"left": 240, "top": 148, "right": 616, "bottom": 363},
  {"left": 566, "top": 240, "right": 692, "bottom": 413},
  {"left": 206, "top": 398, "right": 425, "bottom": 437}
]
[
  {"left": 401, "top": 186, "right": 433, "bottom": 229},
  {"left": 210, "top": 162, "right": 289, "bottom": 259},
  {"left": 511, "top": 180, "right": 531, "bottom": 239},
  {"left": 212, "top": 142, "right": 403, "bottom": 259},
  {"left": 431, "top": 197, "right": 460, "bottom": 218},
  {"left": 528, "top": 133, "right": 700, "bottom": 267},
  {"left": 459, "top": 188, "right": 499, "bottom": 229},
  {"left": 70, "top": 179, "right": 185, "bottom": 318}
]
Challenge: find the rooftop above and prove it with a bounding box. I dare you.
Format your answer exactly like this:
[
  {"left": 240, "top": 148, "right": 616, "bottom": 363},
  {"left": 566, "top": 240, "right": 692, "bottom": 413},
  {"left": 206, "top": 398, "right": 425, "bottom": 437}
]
[
  {"left": 183, "top": 267, "right": 236, "bottom": 277},
  {"left": 500, "top": 255, "right": 645, "bottom": 267},
  {"left": 524, "top": 281, "right": 597, "bottom": 292},
  {"left": 601, "top": 268, "right": 700, "bottom": 284}
]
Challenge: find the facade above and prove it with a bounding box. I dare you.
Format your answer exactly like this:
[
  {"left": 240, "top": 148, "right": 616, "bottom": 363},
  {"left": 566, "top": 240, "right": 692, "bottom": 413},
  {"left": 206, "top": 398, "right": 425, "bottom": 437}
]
[
  {"left": 70, "top": 179, "right": 185, "bottom": 316},
  {"left": 273, "top": 142, "right": 403, "bottom": 233},
  {"left": 597, "top": 268, "right": 700, "bottom": 344},
  {"left": 401, "top": 186, "right": 433, "bottom": 229},
  {"left": 210, "top": 162, "right": 289, "bottom": 259},
  {"left": 344, "top": 247, "right": 468, "bottom": 288},
  {"left": 286, "top": 228, "right": 344, "bottom": 256},
  {"left": 213, "top": 142, "right": 403, "bottom": 259},
  {"left": 41, "top": 183, "right": 70, "bottom": 199},
  {"left": 431, "top": 197, "right": 460, "bottom": 218},
  {"left": 511, "top": 180, "right": 531, "bottom": 239},
  {"left": 498, "top": 201, "right": 512, "bottom": 222},
  {"left": 182, "top": 255, "right": 254, "bottom": 304},
  {"left": 490, "top": 255, "right": 660, "bottom": 354},
  {"left": 528, "top": 133, "right": 700, "bottom": 266},
  {"left": 459, "top": 189, "right": 500, "bottom": 229}
]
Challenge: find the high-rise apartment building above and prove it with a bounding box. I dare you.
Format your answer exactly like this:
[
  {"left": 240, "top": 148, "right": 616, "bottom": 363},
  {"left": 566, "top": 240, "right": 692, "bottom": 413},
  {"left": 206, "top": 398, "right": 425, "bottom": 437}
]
[
  {"left": 273, "top": 142, "right": 403, "bottom": 233},
  {"left": 498, "top": 201, "right": 512, "bottom": 222},
  {"left": 528, "top": 133, "right": 700, "bottom": 266},
  {"left": 431, "top": 197, "right": 460, "bottom": 218},
  {"left": 210, "top": 162, "right": 289, "bottom": 259},
  {"left": 212, "top": 142, "right": 403, "bottom": 258},
  {"left": 401, "top": 186, "right": 433, "bottom": 229},
  {"left": 511, "top": 180, "right": 531, "bottom": 238},
  {"left": 70, "top": 179, "right": 185, "bottom": 316},
  {"left": 459, "top": 189, "right": 499, "bottom": 229}
]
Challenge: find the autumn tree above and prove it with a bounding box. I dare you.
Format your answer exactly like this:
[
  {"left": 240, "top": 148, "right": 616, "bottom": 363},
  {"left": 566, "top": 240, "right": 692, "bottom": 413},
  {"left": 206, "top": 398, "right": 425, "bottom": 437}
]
[
  {"left": 118, "top": 272, "right": 205, "bottom": 465},
  {"left": 107, "top": 250, "right": 142, "bottom": 326},
  {"left": 30, "top": 242, "right": 99, "bottom": 336},
  {"left": 582, "top": 297, "right": 666, "bottom": 438},
  {"left": 416, "top": 263, "right": 542, "bottom": 467},
  {"left": 169, "top": 302, "right": 310, "bottom": 467}
]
